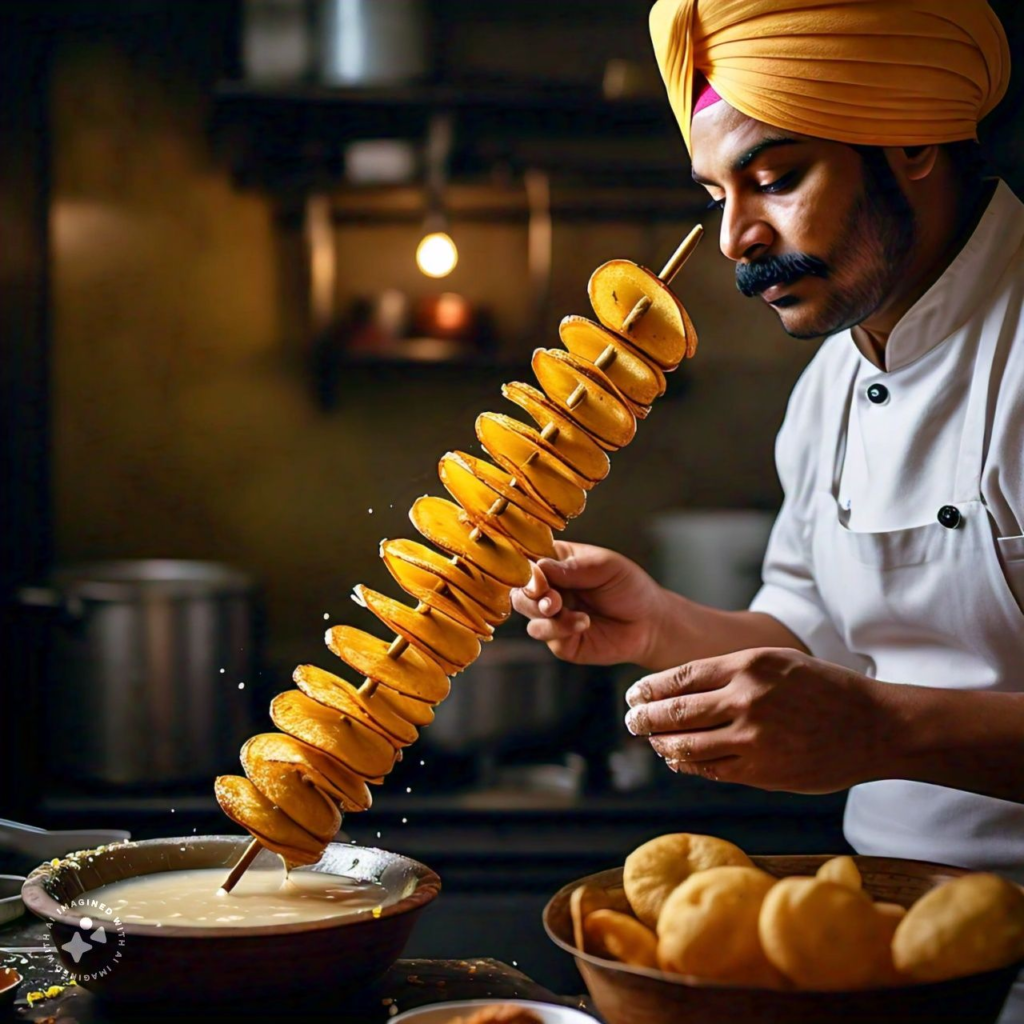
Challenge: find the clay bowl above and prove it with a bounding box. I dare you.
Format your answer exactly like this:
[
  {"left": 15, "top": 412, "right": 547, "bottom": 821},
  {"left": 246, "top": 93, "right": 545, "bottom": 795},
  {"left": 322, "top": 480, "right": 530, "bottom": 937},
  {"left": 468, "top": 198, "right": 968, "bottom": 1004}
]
[
  {"left": 22, "top": 835, "right": 440, "bottom": 1003},
  {"left": 544, "top": 855, "right": 1022, "bottom": 1024}
]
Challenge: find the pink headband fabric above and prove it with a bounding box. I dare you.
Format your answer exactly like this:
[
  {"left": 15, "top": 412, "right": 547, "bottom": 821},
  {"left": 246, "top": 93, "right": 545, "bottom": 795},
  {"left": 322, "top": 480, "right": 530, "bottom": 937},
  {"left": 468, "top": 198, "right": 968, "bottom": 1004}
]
[{"left": 693, "top": 75, "right": 723, "bottom": 117}]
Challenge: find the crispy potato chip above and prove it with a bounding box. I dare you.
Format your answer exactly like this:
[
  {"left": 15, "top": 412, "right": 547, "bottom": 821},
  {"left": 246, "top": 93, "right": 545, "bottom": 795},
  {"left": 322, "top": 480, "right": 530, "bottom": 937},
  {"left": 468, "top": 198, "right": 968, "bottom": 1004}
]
[
  {"left": 624, "top": 833, "right": 754, "bottom": 929},
  {"left": 570, "top": 882, "right": 633, "bottom": 951},
  {"left": 625, "top": 398, "right": 652, "bottom": 421},
  {"left": 270, "top": 690, "right": 398, "bottom": 780},
  {"left": 439, "top": 452, "right": 556, "bottom": 561},
  {"left": 585, "top": 909, "right": 659, "bottom": 970},
  {"left": 292, "top": 664, "right": 418, "bottom": 747},
  {"left": 326, "top": 624, "right": 450, "bottom": 703},
  {"left": 892, "top": 873, "right": 1024, "bottom": 982},
  {"left": 588, "top": 259, "right": 696, "bottom": 369},
  {"left": 214, "top": 774, "right": 322, "bottom": 867},
  {"left": 559, "top": 315, "right": 666, "bottom": 405},
  {"left": 240, "top": 732, "right": 370, "bottom": 813},
  {"left": 354, "top": 584, "right": 481, "bottom": 676},
  {"left": 476, "top": 414, "right": 587, "bottom": 520},
  {"left": 379, "top": 538, "right": 511, "bottom": 625},
  {"left": 372, "top": 685, "right": 435, "bottom": 727},
  {"left": 410, "top": 496, "right": 531, "bottom": 588},
  {"left": 240, "top": 736, "right": 341, "bottom": 842},
  {"left": 502, "top": 381, "right": 610, "bottom": 485},
  {"left": 759, "top": 877, "right": 888, "bottom": 990},
  {"left": 657, "top": 866, "right": 783, "bottom": 988},
  {"left": 532, "top": 348, "right": 636, "bottom": 450},
  {"left": 380, "top": 543, "right": 493, "bottom": 637},
  {"left": 451, "top": 449, "right": 565, "bottom": 530},
  {"left": 816, "top": 856, "right": 862, "bottom": 891}
]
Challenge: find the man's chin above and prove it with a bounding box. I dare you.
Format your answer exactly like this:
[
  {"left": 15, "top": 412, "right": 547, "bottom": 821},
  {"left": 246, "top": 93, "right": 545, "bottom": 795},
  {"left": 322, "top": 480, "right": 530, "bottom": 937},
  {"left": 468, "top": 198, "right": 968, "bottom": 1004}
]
[
  {"left": 772, "top": 299, "right": 857, "bottom": 340},
  {"left": 772, "top": 302, "right": 829, "bottom": 340}
]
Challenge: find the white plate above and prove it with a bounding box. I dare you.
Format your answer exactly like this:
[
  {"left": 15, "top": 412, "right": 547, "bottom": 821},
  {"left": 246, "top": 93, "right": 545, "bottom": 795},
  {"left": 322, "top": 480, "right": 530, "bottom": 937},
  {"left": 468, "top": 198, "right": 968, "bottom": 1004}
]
[{"left": 392, "top": 999, "right": 595, "bottom": 1024}]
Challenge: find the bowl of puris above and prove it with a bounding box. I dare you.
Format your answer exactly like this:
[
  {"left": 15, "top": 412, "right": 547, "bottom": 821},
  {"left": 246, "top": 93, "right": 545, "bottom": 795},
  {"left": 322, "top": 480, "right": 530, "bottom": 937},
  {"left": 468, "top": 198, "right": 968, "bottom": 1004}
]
[{"left": 543, "top": 833, "right": 1024, "bottom": 1024}]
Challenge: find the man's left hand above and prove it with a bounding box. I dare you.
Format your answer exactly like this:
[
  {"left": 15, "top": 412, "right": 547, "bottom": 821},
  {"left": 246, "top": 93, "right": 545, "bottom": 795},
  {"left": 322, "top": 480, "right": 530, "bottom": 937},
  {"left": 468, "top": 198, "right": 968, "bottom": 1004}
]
[{"left": 623, "top": 647, "right": 892, "bottom": 794}]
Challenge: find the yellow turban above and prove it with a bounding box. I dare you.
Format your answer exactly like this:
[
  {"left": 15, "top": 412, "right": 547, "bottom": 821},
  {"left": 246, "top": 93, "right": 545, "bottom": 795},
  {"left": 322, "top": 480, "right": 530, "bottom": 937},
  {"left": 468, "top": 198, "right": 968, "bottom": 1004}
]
[{"left": 650, "top": 0, "right": 1011, "bottom": 153}]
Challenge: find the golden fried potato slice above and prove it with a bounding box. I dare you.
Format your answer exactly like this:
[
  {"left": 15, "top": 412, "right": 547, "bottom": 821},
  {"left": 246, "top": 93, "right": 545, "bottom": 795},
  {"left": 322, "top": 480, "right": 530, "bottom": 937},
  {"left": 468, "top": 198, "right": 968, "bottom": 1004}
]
[
  {"left": 657, "top": 866, "right": 784, "bottom": 988},
  {"left": 585, "top": 909, "right": 659, "bottom": 970},
  {"left": 326, "top": 624, "right": 451, "bottom": 703},
  {"left": 559, "top": 315, "right": 667, "bottom": 405},
  {"left": 380, "top": 542, "right": 493, "bottom": 637},
  {"left": 354, "top": 584, "right": 481, "bottom": 676},
  {"left": 816, "top": 855, "right": 862, "bottom": 891},
  {"left": 759, "top": 877, "right": 889, "bottom": 990},
  {"left": 410, "top": 496, "right": 531, "bottom": 588},
  {"left": 624, "top": 833, "right": 754, "bottom": 928},
  {"left": 241, "top": 732, "right": 371, "bottom": 813},
  {"left": 502, "top": 381, "right": 610, "bottom": 485},
  {"left": 240, "top": 736, "right": 341, "bottom": 842},
  {"left": 380, "top": 538, "right": 511, "bottom": 625},
  {"left": 570, "top": 882, "right": 633, "bottom": 951},
  {"left": 476, "top": 414, "right": 587, "bottom": 521},
  {"left": 292, "top": 664, "right": 418, "bottom": 747},
  {"left": 214, "top": 774, "right": 323, "bottom": 867},
  {"left": 625, "top": 398, "right": 652, "bottom": 421},
  {"left": 372, "top": 685, "right": 435, "bottom": 727},
  {"left": 532, "top": 348, "right": 636, "bottom": 450},
  {"left": 451, "top": 449, "right": 565, "bottom": 530},
  {"left": 270, "top": 690, "right": 398, "bottom": 780},
  {"left": 439, "top": 452, "right": 556, "bottom": 561},
  {"left": 892, "top": 873, "right": 1024, "bottom": 983},
  {"left": 588, "top": 259, "right": 696, "bottom": 369}
]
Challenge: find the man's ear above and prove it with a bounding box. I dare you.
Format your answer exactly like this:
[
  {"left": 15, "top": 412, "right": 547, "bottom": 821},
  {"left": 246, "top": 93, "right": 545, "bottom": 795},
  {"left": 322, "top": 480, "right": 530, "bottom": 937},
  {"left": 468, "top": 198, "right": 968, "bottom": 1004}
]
[{"left": 886, "top": 144, "right": 941, "bottom": 183}]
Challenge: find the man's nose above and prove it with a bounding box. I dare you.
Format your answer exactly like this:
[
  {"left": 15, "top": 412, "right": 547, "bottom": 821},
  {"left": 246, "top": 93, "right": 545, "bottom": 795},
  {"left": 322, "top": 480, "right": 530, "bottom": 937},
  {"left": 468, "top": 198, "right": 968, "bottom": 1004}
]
[{"left": 719, "top": 200, "right": 774, "bottom": 263}]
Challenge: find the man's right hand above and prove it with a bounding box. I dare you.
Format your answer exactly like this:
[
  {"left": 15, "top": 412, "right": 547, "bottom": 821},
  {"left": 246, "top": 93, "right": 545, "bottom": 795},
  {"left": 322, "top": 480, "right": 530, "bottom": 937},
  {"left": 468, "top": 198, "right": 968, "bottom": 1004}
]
[{"left": 511, "top": 540, "right": 667, "bottom": 667}]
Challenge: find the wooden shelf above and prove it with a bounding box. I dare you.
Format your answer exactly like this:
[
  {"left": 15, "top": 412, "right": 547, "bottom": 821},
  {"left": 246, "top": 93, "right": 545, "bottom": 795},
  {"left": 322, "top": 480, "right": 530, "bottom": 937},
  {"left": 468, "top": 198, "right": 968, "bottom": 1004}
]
[{"left": 211, "top": 77, "right": 689, "bottom": 192}]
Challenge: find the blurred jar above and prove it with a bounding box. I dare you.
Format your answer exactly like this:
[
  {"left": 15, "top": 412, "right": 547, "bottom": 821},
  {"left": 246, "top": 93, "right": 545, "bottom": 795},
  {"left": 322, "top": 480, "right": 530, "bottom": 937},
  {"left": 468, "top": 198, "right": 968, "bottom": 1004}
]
[
  {"left": 243, "top": 0, "right": 316, "bottom": 82},
  {"left": 319, "top": 0, "right": 428, "bottom": 86}
]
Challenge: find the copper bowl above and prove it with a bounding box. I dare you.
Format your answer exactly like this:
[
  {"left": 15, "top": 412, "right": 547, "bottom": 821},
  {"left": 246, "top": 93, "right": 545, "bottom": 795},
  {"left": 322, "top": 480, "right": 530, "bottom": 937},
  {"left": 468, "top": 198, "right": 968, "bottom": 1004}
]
[
  {"left": 544, "top": 855, "right": 1021, "bottom": 1024},
  {"left": 22, "top": 836, "right": 440, "bottom": 1002}
]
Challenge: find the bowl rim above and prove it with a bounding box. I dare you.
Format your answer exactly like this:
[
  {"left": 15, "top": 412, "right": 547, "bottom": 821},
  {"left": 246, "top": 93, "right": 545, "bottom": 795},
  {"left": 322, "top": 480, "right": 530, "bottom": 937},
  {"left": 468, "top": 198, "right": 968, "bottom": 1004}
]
[
  {"left": 542, "top": 856, "right": 1024, "bottom": 996},
  {"left": 21, "top": 835, "right": 440, "bottom": 940},
  {"left": 391, "top": 998, "right": 597, "bottom": 1024}
]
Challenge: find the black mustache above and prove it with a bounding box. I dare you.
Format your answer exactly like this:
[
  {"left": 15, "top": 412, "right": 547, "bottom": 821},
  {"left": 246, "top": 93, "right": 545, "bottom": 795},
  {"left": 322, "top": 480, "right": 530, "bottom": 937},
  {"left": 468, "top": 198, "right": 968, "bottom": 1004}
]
[{"left": 736, "top": 253, "right": 829, "bottom": 297}]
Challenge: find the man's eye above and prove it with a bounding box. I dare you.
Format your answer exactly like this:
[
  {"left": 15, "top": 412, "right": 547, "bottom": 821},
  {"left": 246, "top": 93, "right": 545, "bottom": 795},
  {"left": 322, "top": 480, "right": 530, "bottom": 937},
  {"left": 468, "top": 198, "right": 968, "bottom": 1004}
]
[
  {"left": 759, "top": 170, "right": 797, "bottom": 194},
  {"left": 706, "top": 197, "right": 726, "bottom": 211}
]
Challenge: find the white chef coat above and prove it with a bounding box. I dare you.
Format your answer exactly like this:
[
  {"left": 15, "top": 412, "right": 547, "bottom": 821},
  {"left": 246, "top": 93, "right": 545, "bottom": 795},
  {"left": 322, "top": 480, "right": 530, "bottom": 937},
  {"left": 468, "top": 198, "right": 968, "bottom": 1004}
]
[{"left": 750, "top": 178, "right": 1024, "bottom": 1018}]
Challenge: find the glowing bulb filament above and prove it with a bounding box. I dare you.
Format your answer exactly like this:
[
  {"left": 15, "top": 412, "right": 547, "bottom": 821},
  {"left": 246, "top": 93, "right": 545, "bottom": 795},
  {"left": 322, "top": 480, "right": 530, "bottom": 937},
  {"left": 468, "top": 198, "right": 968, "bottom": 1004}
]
[{"left": 416, "top": 232, "right": 458, "bottom": 278}]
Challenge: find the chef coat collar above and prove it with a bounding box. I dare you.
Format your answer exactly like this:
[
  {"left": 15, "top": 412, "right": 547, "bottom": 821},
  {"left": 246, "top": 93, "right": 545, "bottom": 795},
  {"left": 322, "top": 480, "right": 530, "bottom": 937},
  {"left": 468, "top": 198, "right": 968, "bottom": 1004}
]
[{"left": 873, "top": 179, "right": 1024, "bottom": 373}]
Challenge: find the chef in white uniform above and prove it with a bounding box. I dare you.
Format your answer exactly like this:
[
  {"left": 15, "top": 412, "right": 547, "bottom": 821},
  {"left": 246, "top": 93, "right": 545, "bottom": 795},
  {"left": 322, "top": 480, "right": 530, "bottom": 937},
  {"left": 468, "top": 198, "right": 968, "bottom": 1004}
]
[{"left": 513, "top": 0, "right": 1024, "bottom": 1017}]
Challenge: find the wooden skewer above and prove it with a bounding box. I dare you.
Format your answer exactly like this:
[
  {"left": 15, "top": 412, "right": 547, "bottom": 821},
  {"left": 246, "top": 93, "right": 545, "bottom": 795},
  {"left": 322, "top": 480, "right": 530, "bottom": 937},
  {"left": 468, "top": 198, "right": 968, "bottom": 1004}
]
[
  {"left": 220, "top": 225, "right": 704, "bottom": 893},
  {"left": 220, "top": 836, "right": 263, "bottom": 893}
]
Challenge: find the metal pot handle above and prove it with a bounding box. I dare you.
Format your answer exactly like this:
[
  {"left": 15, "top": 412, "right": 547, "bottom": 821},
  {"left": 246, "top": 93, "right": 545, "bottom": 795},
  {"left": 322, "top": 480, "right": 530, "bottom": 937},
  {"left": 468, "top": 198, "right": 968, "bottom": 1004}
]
[{"left": 15, "top": 587, "right": 85, "bottom": 624}]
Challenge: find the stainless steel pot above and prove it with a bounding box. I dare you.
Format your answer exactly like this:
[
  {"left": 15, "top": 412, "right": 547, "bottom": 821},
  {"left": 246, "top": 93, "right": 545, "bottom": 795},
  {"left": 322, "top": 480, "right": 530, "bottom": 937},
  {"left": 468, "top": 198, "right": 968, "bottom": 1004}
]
[
  {"left": 17, "top": 560, "right": 256, "bottom": 786},
  {"left": 423, "top": 638, "right": 586, "bottom": 755}
]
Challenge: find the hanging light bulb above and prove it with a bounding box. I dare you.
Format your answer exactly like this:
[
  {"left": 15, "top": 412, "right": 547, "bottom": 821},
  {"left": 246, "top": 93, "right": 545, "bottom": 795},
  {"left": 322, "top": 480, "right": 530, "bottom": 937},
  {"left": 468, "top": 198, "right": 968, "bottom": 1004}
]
[{"left": 416, "top": 231, "right": 458, "bottom": 278}]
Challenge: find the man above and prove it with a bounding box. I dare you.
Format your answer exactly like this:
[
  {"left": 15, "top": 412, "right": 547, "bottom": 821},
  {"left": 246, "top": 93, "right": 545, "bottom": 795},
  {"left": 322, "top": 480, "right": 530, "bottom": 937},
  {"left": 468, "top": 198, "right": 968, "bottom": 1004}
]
[{"left": 513, "top": 1, "right": 1024, "bottom": 1014}]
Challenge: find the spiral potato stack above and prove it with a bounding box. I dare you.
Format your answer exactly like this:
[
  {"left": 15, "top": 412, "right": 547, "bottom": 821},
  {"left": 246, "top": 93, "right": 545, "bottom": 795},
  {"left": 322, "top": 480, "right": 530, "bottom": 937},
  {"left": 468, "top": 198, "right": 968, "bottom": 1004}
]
[{"left": 214, "top": 234, "right": 701, "bottom": 873}]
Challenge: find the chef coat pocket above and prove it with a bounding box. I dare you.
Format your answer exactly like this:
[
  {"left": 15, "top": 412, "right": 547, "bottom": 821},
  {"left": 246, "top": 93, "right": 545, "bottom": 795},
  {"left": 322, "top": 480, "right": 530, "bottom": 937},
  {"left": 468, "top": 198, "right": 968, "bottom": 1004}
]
[{"left": 996, "top": 534, "right": 1024, "bottom": 614}]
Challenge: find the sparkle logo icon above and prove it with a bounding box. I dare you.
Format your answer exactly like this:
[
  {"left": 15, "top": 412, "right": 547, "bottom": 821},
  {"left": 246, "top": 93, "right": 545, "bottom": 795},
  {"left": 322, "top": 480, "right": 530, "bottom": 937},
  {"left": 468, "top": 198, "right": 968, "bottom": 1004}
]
[
  {"left": 44, "top": 899, "right": 127, "bottom": 983},
  {"left": 60, "top": 916, "right": 108, "bottom": 963}
]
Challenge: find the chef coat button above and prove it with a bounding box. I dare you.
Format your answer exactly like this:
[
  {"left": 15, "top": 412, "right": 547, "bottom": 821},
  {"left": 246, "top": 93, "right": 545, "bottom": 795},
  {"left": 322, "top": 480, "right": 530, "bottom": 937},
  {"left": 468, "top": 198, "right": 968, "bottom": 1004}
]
[
  {"left": 937, "top": 505, "right": 962, "bottom": 529},
  {"left": 867, "top": 383, "right": 889, "bottom": 405}
]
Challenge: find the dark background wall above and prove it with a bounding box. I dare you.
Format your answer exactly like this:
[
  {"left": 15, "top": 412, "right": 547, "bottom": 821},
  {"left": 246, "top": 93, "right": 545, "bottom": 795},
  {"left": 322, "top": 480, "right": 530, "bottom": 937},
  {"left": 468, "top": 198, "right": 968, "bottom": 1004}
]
[{"left": 3, "top": 0, "right": 1023, "bottom": 808}]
